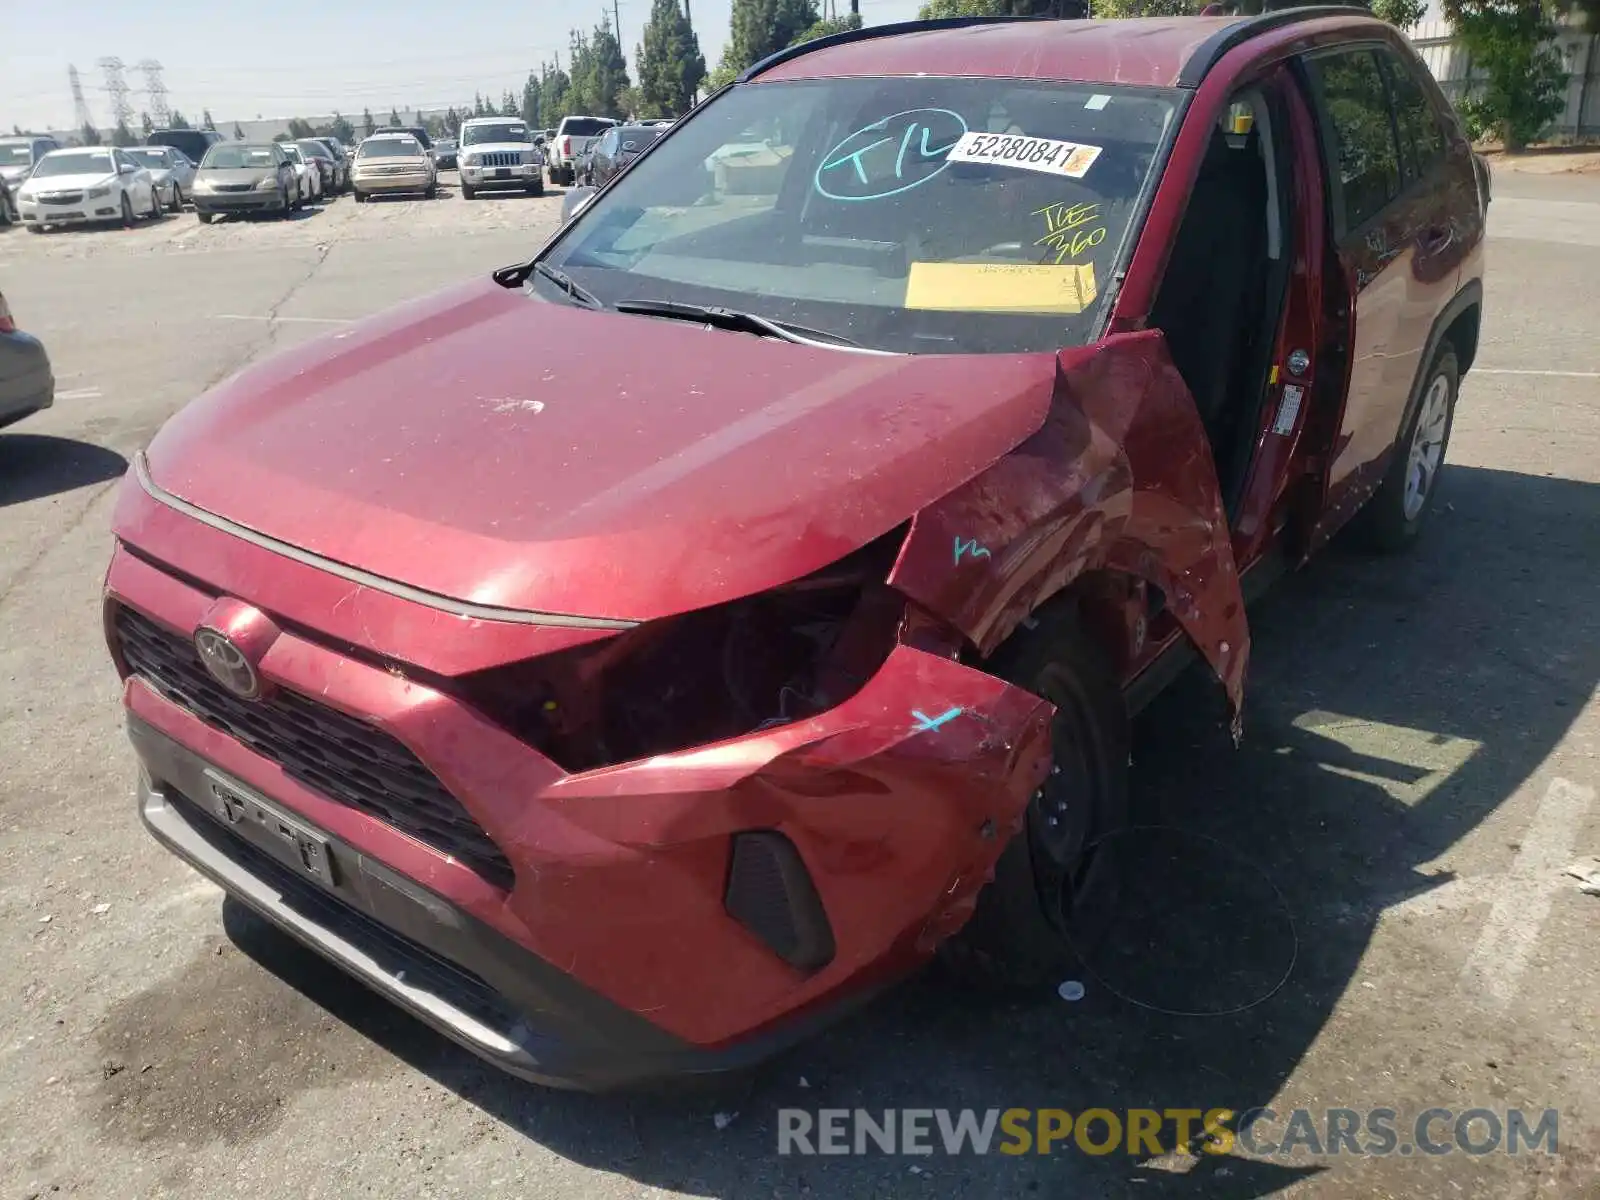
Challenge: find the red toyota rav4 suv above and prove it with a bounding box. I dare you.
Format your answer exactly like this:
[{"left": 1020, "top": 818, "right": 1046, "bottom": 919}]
[{"left": 105, "top": 9, "right": 1487, "bottom": 1089}]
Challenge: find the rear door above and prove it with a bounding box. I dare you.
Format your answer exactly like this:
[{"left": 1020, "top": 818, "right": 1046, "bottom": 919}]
[{"left": 1301, "top": 46, "right": 1414, "bottom": 514}]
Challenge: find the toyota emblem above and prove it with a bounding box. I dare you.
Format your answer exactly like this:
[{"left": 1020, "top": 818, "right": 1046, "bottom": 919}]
[{"left": 194, "top": 626, "right": 262, "bottom": 699}]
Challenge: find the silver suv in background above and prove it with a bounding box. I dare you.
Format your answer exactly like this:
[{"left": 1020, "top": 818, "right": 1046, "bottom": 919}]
[
  {"left": 546, "top": 115, "right": 615, "bottom": 186},
  {"left": 457, "top": 117, "right": 543, "bottom": 199},
  {"left": 0, "top": 135, "right": 64, "bottom": 194}
]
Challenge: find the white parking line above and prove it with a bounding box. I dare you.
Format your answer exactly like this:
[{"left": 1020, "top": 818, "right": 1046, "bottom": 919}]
[
  {"left": 211, "top": 314, "right": 352, "bottom": 325},
  {"left": 1473, "top": 368, "right": 1600, "bottom": 378},
  {"left": 54, "top": 387, "right": 102, "bottom": 401},
  {"left": 1457, "top": 777, "right": 1594, "bottom": 1011}
]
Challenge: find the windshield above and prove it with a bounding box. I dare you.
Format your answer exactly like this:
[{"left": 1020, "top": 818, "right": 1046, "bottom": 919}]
[
  {"left": 462, "top": 122, "right": 530, "bottom": 147},
  {"left": 298, "top": 140, "right": 331, "bottom": 159},
  {"left": 33, "top": 151, "right": 113, "bottom": 178},
  {"left": 0, "top": 144, "right": 34, "bottom": 165},
  {"left": 561, "top": 118, "right": 614, "bottom": 138},
  {"left": 203, "top": 146, "right": 277, "bottom": 169},
  {"left": 281, "top": 146, "right": 304, "bottom": 163},
  {"left": 128, "top": 149, "right": 169, "bottom": 167},
  {"left": 543, "top": 78, "right": 1177, "bottom": 355},
  {"left": 359, "top": 138, "right": 421, "bottom": 158}
]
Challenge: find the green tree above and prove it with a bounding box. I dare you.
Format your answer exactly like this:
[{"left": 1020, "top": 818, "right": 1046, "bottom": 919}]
[
  {"left": 588, "top": 19, "right": 633, "bottom": 117},
  {"left": 705, "top": 60, "right": 740, "bottom": 90},
  {"left": 111, "top": 119, "right": 137, "bottom": 146},
  {"left": 201, "top": 108, "right": 217, "bottom": 130},
  {"left": 1444, "top": 0, "right": 1568, "bottom": 151},
  {"left": 233, "top": 122, "right": 245, "bottom": 139},
  {"left": 637, "top": 0, "right": 708, "bottom": 117},
  {"left": 362, "top": 108, "right": 376, "bottom": 136},
  {"left": 1080, "top": 0, "right": 1196, "bottom": 14},
  {"left": 444, "top": 106, "right": 463, "bottom": 135},
  {"left": 168, "top": 110, "right": 191, "bottom": 129},
  {"left": 80, "top": 122, "right": 101, "bottom": 145},
  {"left": 791, "top": 12, "right": 863, "bottom": 42},
  {"left": 140, "top": 111, "right": 154, "bottom": 135},
  {"left": 502, "top": 90, "right": 519, "bottom": 116},
  {"left": 724, "top": 0, "right": 820, "bottom": 72},
  {"left": 389, "top": 106, "right": 402, "bottom": 125},
  {"left": 287, "top": 117, "right": 317, "bottom": 138},
  {"left": 329, "top": 112, "right": 355, "bottom": 143},
  {"left": 522, "top": 71, "right": 542, "bottom": 126},
  {"left": 540, "top": 59, "right": 573, "bottom": 125}
]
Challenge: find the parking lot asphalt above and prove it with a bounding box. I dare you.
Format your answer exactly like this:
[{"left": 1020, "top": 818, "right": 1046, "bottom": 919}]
[{"left": 0, "top": 168, "right": 1595, "bottom": 1200}]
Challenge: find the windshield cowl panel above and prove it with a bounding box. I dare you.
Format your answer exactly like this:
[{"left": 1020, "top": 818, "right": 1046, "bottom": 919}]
[{"left": 542, "top": 76, "right": 1178, "bottom": 356}]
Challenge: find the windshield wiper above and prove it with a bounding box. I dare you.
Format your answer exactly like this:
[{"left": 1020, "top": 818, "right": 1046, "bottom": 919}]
[
  {"left": 523, "top": 261, "right": 601, "bottom": 308},
  {"left": 613, "top": 299, "right": 859, "bottom": 348}
]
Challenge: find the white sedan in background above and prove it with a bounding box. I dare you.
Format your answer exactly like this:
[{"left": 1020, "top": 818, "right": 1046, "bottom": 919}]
[
  {"left": 277, "top": 143, "right": 323, "bottom": 202},
  {"left": 16, "top": 147, "right": 162, "bottom": 232},
  {"left": 125, "top": 145, "right": 197, "bottom": 212}
]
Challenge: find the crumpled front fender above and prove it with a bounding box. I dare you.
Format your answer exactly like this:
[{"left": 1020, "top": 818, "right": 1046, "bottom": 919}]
[{"left": 887, "top": 331, "right": 1249, "bottom": 722}]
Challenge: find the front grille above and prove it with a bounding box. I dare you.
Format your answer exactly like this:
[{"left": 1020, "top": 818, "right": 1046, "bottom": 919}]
[
  {"left": 479, "top": 151, "right": 524, "bottom": 169},
  {"left": 41, "top": 191, "right": 83, "bottom": 205},
  {"left": 214, "top": 183, "right": 256, "bottom": 193},
  {"left": 115, "top": 605, "right": 514, "bottom": 889}
]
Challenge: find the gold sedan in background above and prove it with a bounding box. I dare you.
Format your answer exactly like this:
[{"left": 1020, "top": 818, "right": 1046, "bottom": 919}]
[{"left": 351, "top": 134, "right": 438, "bottom": 203}]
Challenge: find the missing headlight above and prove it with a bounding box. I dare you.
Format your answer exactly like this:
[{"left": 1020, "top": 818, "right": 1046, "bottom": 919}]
[{"left": 459, "top": 528, "right": 909, "bottom": 771}]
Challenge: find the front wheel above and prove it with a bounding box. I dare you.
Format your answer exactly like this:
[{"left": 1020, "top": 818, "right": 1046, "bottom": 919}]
[
  {"left": 168, "top": 184, "right": 184, "bottom": 213},
  {"left": 461, "top": 183, "right": 475, "bottom": 200},
  {"left": 1359, "top": 345, "right": 1459, "bottom": 552},
  {"left": 938, "top": 607, "right": 1131, "bottom": 991},
  {"left": 147, "top": 187, "right": 163, "bottom": 220},
  {"left": 119, "top": 192, "right": 135, "bottom": 228},
  {"left": 353, "top": 190, "right": 366, "bottom": 203},
  {"left": 197, "top": 211, "right": 215, "bottom": 224},
  {"left": 425, "top": 182, "right": 438, "bottom": 199}
]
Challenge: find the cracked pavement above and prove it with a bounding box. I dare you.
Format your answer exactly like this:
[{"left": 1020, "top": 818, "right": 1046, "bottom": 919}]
[{"left": 0, "top": 171, "right": 1596, "bottom": 1200}]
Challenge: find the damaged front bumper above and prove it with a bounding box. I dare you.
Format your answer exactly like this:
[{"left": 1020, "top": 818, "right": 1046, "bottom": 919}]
[{"left": 107, "top": 543, "right": 1054, "bottom": 1088}]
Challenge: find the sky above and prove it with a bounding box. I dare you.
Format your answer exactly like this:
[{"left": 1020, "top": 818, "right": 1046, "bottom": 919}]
[{"left": 1, "top": 0, "right": 930, "bottom": 133}]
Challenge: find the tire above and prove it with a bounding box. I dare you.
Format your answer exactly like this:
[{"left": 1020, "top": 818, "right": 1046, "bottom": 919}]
[
  {"left": 29, "top": 223, "right": 46, "bottom": 234},
  {"left": 353, "top": 190, "right": 366, "bottom": 204},
  {"left": 1358, "top": 345, "right": 1459, "bottom": 553},
  {"left": 526, "top": 181, "right": 543, "bottom": 197},
  {"left": 119, "top": 192, "right": 135, "bottom": 228},
  {"left": 938, "top": 606, "right": 1131, "bottom": 992},
  {"left": 281, "top": 186, "right": 295, "bottom": 218},
  {"left": 461, "top": 183, "right": 475, "bottom": 200},
  {"left": 197, "top": 211, "right": 215, "bottom": 224},
  {"left": 0, "top": 191, "right": 12, "bottom": 225},
  {"left": 148, "top": 187, "right": 163, "bottom": 220},
  {"left": 168, "top": 184, "right": 184, "bottom": 213},
  {"left": 425, "top": 183, "right": 438, "bottom": 199}
]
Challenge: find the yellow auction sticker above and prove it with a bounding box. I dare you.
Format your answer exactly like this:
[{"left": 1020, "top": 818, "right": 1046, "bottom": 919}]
[{"left": 904, "top": 261, "right": 1099, "bottom": 314}]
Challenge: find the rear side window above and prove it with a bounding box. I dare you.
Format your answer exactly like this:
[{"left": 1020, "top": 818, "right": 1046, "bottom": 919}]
[
  {"left": 562, "top": 118, "right": 613, "bottom": 137},
  {"left": 1308, "top": 49, "right": 1402, "bottom": 233},
  {"left": 1379, "top": 50, "right": 1449, "bottom": 183}
]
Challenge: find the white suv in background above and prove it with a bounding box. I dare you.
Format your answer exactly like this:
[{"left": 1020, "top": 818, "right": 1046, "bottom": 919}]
[{"left": 457, "top": 117, "right": 544, "bottom": 199}]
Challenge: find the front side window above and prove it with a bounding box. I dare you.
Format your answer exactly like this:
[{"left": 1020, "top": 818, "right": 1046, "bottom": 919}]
[
  {"left": 542, "top": 76, "right": 1178, "bottom": 354},
  {"left": 0, "top": 144, "right": 32, "bottom": 166},
  {"left": 1379, "top": 49, "right": 1448, "bottom": 183},
  {"left": 1309, "top": 49, "right": 1402, "bottom": 232}
]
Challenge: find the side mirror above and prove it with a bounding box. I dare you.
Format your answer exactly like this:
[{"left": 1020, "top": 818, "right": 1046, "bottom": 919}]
[{"left": 561, "top": 185, "right": 596, "bottom": 224}]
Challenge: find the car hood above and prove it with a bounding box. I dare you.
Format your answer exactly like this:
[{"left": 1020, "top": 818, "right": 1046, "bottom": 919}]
[
  {"left": 0, "top": 165, "right": 29, "bottom": 185},
  {"left": 22, "top": 171, "right": 114, "bottom": 193},
  {"left": 143, "top": 279, "right": 1059, "bottom": 622},
  {"left": 200, "top": 167, "right": 274, "bottom": 185}
]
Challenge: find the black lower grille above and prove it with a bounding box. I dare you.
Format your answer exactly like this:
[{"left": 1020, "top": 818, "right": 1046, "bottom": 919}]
[{"left": 115, "top": 605, "right": 513, "bottom": 889}]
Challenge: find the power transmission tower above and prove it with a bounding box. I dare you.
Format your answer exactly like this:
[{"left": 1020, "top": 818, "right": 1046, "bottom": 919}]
[
  {"left": 97, "top": 57, "right": 134, "bottom": 128},
  {"left": 137, "top": 59, "right": 171, "bottom": 126},
  {"left": 68, "top": 65, "right": 95, "bottom": 130}
]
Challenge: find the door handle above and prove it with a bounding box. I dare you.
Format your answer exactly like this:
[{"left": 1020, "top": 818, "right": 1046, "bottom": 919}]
[{"left": 1419, "top": 226, "right": 1454, "bottom": 254}]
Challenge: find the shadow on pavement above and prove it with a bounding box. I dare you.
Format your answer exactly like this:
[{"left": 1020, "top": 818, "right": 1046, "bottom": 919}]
[
  {"left": 0, "top": 434, "right": 127, "bottom": 507},
  {"left": 224, "top": 463, "right": 1597, "bottom": 1198}
]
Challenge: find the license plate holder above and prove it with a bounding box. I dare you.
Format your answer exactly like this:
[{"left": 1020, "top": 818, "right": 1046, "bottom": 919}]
[
  {"left": 493, "top": 168, "right": 511, "bottom": 180},
  {"left": 206, "top": 770, "right": 336, "bottom": 888}
]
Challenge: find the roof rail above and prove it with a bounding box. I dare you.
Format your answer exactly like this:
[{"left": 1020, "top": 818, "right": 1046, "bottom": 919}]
[
  {"left": 739, "top": 14, "right": 1053, "bottom": 83},
  {"left": 1178, "top": 5, "right": 1377, "bottom": 87}
]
